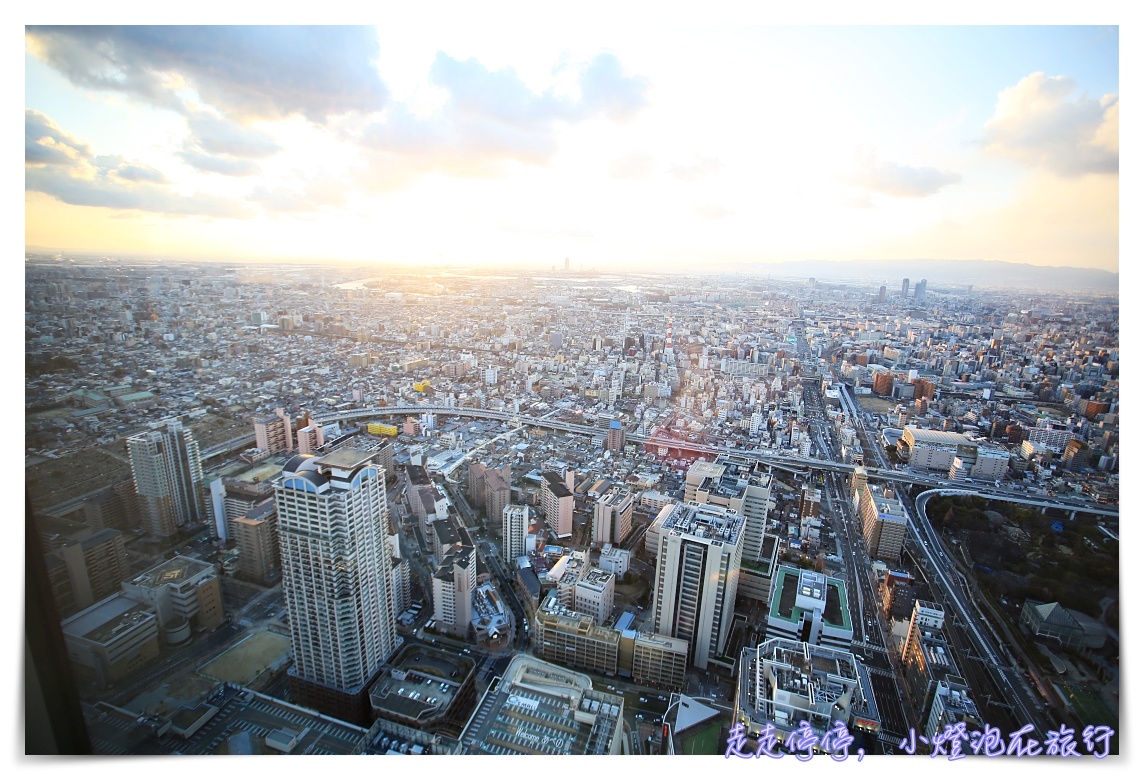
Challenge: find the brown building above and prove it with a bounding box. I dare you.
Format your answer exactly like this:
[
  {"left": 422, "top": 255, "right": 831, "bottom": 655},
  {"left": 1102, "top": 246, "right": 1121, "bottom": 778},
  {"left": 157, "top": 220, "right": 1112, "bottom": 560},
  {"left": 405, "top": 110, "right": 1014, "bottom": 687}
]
[
  {"left": 872, "top": 371, "right": 895, "bottom": 396},
  {"left": 45, "top": 527, "right": 131, "bottom": 619},
  {"left": 227, "top": 499, "right": 279, "bottom": 583}
]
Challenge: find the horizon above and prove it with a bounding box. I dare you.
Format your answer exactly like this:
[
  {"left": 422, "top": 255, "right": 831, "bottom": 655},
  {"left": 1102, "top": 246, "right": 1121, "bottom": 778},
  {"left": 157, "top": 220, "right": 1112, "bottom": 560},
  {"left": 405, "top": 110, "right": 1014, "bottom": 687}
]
[{"left": 24, "top": 22, "right": 1120, "bottom": 274}]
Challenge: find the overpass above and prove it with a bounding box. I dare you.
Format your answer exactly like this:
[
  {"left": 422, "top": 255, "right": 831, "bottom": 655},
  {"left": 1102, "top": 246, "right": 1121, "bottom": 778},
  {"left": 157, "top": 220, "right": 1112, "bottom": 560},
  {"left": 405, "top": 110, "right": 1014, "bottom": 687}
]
[{"left": 201, "top": 405, "right": 1116, "bottom": 519}]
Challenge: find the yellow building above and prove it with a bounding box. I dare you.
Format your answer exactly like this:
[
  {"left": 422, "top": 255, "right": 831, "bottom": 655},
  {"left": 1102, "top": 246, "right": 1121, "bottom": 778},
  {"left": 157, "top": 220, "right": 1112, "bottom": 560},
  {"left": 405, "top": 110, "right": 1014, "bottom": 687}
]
[{"left": 368, "top": 422, "right": 399, "bottom": 436}]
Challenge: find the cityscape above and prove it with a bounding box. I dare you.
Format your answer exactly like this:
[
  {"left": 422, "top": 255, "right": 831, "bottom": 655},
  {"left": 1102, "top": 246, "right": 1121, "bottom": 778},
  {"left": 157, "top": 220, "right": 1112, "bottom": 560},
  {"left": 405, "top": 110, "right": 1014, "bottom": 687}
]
[{"left": 23, "top": 21, "right": 1122, "bottom": 765}]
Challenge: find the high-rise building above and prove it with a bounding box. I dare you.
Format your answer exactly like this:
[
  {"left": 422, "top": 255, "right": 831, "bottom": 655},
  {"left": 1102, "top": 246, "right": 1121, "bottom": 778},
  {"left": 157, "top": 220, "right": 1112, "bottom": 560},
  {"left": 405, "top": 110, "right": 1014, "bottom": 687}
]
[
  {"left": 606, "top": 419, "right": 626, "bottom": 451},
  {"left": 901, "top": 277, "right": 910, "bottom": 298},
  {"left": 276, "top": 448, "right": 397, "bottom": 725},
  {"left": 296, "top": 422, "right": 325, "bottom": 454},
  {"left": 227, "top": 499, "right": 279, "bottom": 583},
  {"left": 126, "top": 419, "right": 204, "bottom": 538},
  {"left": 540, "top": 470, "right": 574, "bottom": 538},
  {"left": 252, "top": 407, "right": 293, "bottom": 455},
  {"left": 877, "top": 285, "right": 887, "bottom": 303},
  {"left": 857, "top": 483, "right": 908, "bottom": 562},
  {"left": 914, "top": 278, "right": 927, "bottom": 300},
  {"left": 593, "top": 488, "right": 633, "bottom": 546},
  {"left": 502, "top": 504, "right": 529, "bottom": 564},
  {"left": 685, "top": 457, "right": 773, "bottom": 563},
  {"left": 651, "top": 503, "right": 745, "bottom": 669},
  {"left": 872, "top": 371, "right": 895, "bottom": 396},
  {"left": 432, "top": 543, "right": 476, "bottom": 637}
]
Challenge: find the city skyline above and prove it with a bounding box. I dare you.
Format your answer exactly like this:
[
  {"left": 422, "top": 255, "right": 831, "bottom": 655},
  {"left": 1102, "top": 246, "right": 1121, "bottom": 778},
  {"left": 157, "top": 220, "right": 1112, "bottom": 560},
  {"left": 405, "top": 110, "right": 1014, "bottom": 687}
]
[{"left": 24, "top": 17, "right": 1120, "bottom": 273}]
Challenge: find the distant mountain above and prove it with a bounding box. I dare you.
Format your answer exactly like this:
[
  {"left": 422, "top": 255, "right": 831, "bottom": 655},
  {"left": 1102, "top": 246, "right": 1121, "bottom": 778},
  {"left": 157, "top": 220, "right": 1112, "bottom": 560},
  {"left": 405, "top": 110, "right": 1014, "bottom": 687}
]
[{"left": 736, "top": 259, "right": 1118, "bottom": 292}]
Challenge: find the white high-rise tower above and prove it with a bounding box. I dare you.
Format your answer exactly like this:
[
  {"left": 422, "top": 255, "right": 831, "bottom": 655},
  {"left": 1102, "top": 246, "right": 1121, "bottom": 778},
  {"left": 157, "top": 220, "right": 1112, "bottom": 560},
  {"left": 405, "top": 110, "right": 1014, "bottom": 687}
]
[
  {"left": 651, "top": 502, "right": 745, "bottom": 669},
  {"left": 126, "top": 418, "right": 204, "bottom": 538},
  {"left": 276, "top": 448, "right": 397, "bottom": 723}
]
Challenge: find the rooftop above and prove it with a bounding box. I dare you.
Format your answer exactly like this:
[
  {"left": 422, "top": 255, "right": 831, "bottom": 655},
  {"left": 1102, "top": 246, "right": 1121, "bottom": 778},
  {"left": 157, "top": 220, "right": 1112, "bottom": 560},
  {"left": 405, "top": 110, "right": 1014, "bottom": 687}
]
[
  {"left": 313, "top": 447, "right": 377, "bottom": 471},
  {"left": 461, "top": 655, "right": 623, "bottom": 756},
  {"left": 126, "top": 555, "right": 214, "bottom": 590}
]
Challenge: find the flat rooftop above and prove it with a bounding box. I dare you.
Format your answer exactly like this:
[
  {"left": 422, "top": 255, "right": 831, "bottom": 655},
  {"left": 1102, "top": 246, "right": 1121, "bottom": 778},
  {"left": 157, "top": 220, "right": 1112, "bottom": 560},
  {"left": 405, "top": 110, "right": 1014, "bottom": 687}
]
[
  {"left": 127, "top": 555, "right": 213, "bottom": 589},
  {"left": 61, "top": 594, "right": 155, "bottom": 643},
  {"left": 87, "top": 685, "right": 371, "bottom": 755},
  {"left": 461, "top": 656, "right": 623, "bottom": 756},
  {"left": 771, "top": 566, "right": 851, "bottom": 631},
  {"left": 313, "top": 447, "right": 377, "bottom": 471}
]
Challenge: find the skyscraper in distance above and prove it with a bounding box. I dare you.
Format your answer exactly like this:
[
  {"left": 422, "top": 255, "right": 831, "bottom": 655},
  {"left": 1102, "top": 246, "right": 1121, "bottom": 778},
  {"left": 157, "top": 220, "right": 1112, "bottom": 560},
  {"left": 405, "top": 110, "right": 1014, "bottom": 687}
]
[
  {"left": 275, "top": 448, "right": 397, "bottom": 725},
  {"left": 901, "top": 277, "right": 910, "bottom": 298},
  {"left": 126, "top": 419, "right": 204, "bottom": 538}
]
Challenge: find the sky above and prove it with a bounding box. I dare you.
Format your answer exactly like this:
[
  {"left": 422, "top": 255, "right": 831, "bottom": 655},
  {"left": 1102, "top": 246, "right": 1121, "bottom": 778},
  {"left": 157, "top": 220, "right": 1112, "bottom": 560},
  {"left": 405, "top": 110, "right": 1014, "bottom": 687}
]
[{"left": 21, "top": 9, "right": 1124, "bottom": 274}]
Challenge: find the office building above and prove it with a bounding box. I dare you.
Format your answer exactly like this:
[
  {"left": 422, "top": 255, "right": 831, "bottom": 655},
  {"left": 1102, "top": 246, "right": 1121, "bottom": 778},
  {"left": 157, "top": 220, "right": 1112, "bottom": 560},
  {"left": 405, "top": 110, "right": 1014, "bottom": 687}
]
[
  {"left": 460, "top": 655, "right": 625, "bottom": 755},
  {"left": 532, "top": 593, "right": 688, "bottom": 690},
  {"left": 502, "top": 504, "right": 529, "bottom": 564},
  {"left": 575, "top": 568, "right": 616, "bottom": 624},
  {"left": 276, "top": 448, "right": 397, "bottom": 725},
  {"left": 914, "top": 278, "right": 927, "bottom": 300},
  {"left": 765, "top": 566, "right": 853, "bottom": 651},
  {"left": 61, "top": 594, "right": 160, "bottom": 688},
  {"left": 593, "top": 488, "right": 633, "bottom": 546},
  {"left": 252, "top": 408, "right": 293, "bottom": 455},
  {"left": 121, "top": 555, "right": 225, "bottom": 644},
  {"left": 901, "top": 277, "right": 910, "bottom": 298},
  {"left": 900, "top": 600, "right": 981, "bottom": 738},
  {"left": 735, "top": 638, "right": 863, "bottom": 744},
  {"left": 126, "top": 419, "right": 204, "bottom": 538},
  {"left": 856, "top": 483, "right": 909, "bottom": 562},
  {"left": 540, "top": 470, "right": 574, "bottom": 538},
  {"left": 651, "top": 502, "right": 745, "bottom": 669},
  {"left": 597, "top": 544, "right": 631, "bottom": 578},
  {"left": 684, "top": 456, "right": 773, "bottom": 563}
]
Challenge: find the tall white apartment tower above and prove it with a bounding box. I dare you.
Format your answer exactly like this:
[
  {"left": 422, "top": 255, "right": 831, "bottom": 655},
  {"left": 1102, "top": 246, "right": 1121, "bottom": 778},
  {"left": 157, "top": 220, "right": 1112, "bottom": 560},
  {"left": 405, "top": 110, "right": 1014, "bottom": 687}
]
[
  {"left": 651, "top": 503, "right": 745, "bottom": 669},
  {"left": 275, "top": 448, "right": 397, "bottom": 724},
  {"left": 502, "top": 504, "right": 529, "bottom": 564},
  {"left": 126, "top": 419, "right": 204, "bottom": 538}
]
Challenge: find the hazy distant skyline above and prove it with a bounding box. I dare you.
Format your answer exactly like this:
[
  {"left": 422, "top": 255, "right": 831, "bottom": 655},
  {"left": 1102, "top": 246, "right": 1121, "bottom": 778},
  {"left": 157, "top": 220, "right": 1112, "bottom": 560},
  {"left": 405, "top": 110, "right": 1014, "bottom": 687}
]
[{"left": 24, "top": 16, "right": 1120, "bottom": 272}]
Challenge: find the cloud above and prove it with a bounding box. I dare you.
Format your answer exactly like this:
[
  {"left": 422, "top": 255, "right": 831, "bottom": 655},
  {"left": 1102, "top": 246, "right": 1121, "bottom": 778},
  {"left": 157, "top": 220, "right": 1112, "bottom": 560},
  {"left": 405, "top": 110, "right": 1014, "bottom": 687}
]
[
  {"left": 358, "top": 50, "right": 649, "bottom": 178},
  {"left": 842, "top": 194, "right": 873, "bottom": 209},
  {"left": 95, "top": 157, "right": 169, "bottom": 184},
  {"left": 669, "top": 155, "right": 721, "bottom": 183},
  {"left": 186, "top": 114, "right": 280, "bottom": 158},
  {"left": 982, "top": 72, "right": 1118, "bottom": 177},
  {"left": 177, "top": 147, "right": 261, "bottom": 176},
  {"left": 25, "top": 26, "right": 388, "bottom": 123},
  {"left": 177, "top": 113, "right": 281, "bottom": 176},
  {"left": 609, "top": 152, "right": 655, "bottom": 180},
  {"left": 25, "top": 109, "right": 90, "bottom": 165},
  {"left": 248, "top": 175, "right": 347, "bottom": 213},
  {"left": 25, "top": 110, "right": 250, "bottom": 218},
  {"left": 844, "top": 153, "right": 961, "bottom": 198},
  {"left": 694, "top": 204, "right": 734, "bottom": 220},
  {"left": 576, "top": 53, "right": 650, "bottom": 121}
]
